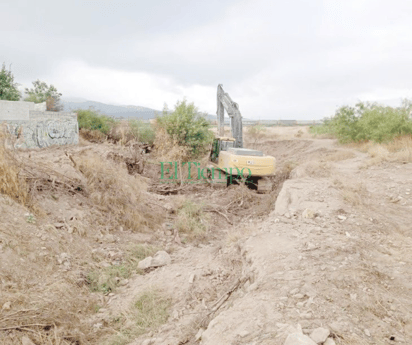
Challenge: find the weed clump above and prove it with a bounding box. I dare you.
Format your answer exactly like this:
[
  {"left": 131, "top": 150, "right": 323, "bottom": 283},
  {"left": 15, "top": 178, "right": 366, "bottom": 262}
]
[
  {"left": 176, "top": 199, "right": 210, "bottom": 241},
  {"left": 87, "top": 244, "right": 158, "bottom": 294},
  {"left": 134, "top": 290, "right": 171, "bottom": 330},
  {"left": 108, "top": 289, "right": 171, "bottom": 345}
]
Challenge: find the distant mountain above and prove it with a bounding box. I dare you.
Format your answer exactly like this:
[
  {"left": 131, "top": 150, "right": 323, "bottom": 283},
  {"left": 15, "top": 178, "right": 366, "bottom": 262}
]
[
  {"left": 62, "top": 99, "right": 218, "bottom": 120},
  {"left": 62, "top": 100, "right": 162, "bottom": 120}
]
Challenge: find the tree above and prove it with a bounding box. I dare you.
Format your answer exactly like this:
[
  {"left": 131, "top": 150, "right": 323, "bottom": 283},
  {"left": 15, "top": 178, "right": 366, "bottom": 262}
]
[
  {"left": 156, "top": 99, "right": 214, "bottom": 158},
  {"left": 25, "top": 79, "right": 63, "bottom": 111},
  {"left": 0, "top": 63, "right": 21, "bottom": 101}
]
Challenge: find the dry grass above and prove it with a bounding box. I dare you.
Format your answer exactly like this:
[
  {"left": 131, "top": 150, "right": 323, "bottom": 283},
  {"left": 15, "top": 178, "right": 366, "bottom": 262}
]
[
  {"left": 0, "top": 280, "right": 100, "bottom": 344},
  {"left": 294, "top": 129, "right": 304, "bottom": 138},
  {"left": 303, "top": 160, "right": 332, "bottom": 178},
  {"left": 0, "top": 129, "right": 80, "bottom": 216},
  {"left": 0, "top": 215, "right": 102, "bottom": 344},
  {"left": 154, "top": 127, "right": 190, "bottom": 163},
  {"left": 225, "top": 224, "right": 254, "bottom": 243},
  {"left": 175, "top": 199, "right": 210, "bottom": 242},
  {"left": 245, "top": 124, "right": 268, "bottom": 148},
  {"left": 333, "top": 176, "right": 369, "bottom": 206},
  {"left": 324, "top": 150, "right": 356, "bottom": 162},
  {"left": 226, "top": 183, "right": 260, "bottom": 211},
  {"left": 107, "top": 288, "right": 171, "bottom": 345},
  {"left": 79, "top": 128, "right": 107, "bottom": 142},
  {"left": 76, "top": 155, "right": 152, "bottom": 232},
  {"left": 349, "top": 135, "right": 412, "bottom": 167},
  {"left": 0, "top": 130, "right": 29, "bottom": 206}
]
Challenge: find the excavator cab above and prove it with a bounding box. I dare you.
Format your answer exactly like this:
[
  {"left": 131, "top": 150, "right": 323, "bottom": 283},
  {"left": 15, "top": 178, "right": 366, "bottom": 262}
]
[{"left": 210, "top": 137, "right": 236, "bottom": 163}]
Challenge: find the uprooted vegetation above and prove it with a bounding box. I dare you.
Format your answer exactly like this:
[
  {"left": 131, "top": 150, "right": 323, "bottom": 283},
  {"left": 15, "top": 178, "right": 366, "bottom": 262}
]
[
  {"left": 74, "top": 154, "right": 161, "bottom": 232},
  {"left": 0, "top": 132, "right": 170, "bottom": 344}
]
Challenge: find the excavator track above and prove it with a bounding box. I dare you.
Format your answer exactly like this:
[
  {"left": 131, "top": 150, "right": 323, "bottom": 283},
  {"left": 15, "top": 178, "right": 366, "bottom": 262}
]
[
  {"left": 207, "top": 166, "right": 227, "bottom": 188},
  {"left": 257, "top": 177, "right": 272, "bottom": 194}
]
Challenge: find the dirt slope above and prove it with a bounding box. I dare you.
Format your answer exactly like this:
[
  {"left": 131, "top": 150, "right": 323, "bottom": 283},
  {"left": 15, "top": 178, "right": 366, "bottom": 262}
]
[
  {"left": 1, "top": 130, "right": 412, "bottom": 345},
  {"left": 117, "top": 138, "right": 412, "bottom": 345}
]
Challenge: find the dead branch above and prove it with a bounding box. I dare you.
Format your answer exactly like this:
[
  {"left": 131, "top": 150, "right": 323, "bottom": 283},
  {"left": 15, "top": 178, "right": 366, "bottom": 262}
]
[
  {"left": 203, "top": 208, "right": 232, "bottom": 224},
  {"left": 199, "top": 275, "right": 250, "bottom": 329}
]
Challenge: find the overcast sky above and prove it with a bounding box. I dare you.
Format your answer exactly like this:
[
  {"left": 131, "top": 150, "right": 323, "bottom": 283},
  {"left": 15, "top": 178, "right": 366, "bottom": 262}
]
[{"left": 2, "top": 0, "right": 412, "bottom": 119}]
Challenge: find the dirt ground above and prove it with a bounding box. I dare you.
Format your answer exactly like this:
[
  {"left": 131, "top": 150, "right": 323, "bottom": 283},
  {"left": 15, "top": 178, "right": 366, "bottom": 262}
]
[{"left": 1, "top": 126, "right": 412, "bottom": 345}]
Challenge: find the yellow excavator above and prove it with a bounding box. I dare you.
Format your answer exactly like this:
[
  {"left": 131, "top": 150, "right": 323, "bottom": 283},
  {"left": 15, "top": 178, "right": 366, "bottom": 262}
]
[{"left": 207, "top": 84, "right": 276, "bottom": 193}]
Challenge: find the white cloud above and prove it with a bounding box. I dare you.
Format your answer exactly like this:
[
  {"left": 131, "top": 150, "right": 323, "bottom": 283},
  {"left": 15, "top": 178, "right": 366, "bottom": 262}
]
[
  {"left": 3, "top": 0, "right": 412, "bottom": 119},
  {"left": 54, "top": 60, "right": 216, "bottom": 112}
]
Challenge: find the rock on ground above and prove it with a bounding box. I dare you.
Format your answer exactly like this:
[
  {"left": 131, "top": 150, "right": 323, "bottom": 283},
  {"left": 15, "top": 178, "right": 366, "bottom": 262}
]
[
  {"left": 21, "top": 336, "right": 36, "bottom": 345},
  {"left": 284, "top": 333, "right": 317, "bottom": 345},
  {"left": 151, "top": 251, "right": 171, "bottom": 267},
  {"left": 309, "top": 327, "right": 330, "bottom": 344},
  {"left": 324, "top": 338, "right": 336, "bottom": 345},
  {"left": 138, "top": 251, "right": 171, "bottom": 270}
]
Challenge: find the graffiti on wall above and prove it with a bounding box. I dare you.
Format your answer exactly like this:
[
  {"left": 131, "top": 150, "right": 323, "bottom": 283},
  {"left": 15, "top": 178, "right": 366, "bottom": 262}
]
[{"left": 5, "top": 118, "right": 79, "bottom": 149}]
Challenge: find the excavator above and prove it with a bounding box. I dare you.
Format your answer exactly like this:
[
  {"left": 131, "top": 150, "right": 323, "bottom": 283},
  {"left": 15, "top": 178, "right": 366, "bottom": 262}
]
[{"left": 207, "top": 84, "right": 276, "bottom": 193}]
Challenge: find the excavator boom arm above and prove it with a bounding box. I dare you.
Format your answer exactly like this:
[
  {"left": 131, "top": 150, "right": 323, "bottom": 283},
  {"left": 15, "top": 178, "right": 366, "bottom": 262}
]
[{"left": 217, "top": 84, "right": 243, "bottom": 148}]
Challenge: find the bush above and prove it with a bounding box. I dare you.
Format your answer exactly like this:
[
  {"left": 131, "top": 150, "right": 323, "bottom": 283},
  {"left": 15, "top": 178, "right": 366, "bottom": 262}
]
[
  {"left": 155, "top": 100, "right": 214, "bottom": 158},
  {"left": 129, "top": 119, "right": 155, "bottom": 144},
  {"left": 311, "top": 101, "right": 412, "bottom": 143},
  {"left": 24, "top": 79, "right": 62, "bottom": 111},
  {"left": 77, "top": 108, "right": 116, "bottom": 135},
  {"left": 0, "top": 63, "right": 21, "bottom": 101}
]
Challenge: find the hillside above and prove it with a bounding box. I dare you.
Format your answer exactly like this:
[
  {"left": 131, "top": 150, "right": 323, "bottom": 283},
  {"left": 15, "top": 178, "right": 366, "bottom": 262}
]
[
  {"left": 62, "top": 100, "right": 161, "bottom": 119},
  {"left": 62, "top": 100, "right": 218, "bottom": 120}
]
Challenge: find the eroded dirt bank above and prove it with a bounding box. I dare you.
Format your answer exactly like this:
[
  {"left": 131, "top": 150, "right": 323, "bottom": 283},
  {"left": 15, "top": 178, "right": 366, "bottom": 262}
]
[
  {"left": 1, "top": 129, "right": 412, "bottom": 345},
  {"left": 122, "top": 138, "right": 412, "bottom": 345}
]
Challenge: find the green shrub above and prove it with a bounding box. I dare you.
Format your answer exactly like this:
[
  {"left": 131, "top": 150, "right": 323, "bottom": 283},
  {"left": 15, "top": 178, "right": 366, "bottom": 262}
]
[
  {"left": 0, "top": 63, "right": 21, "bottom": 101},
  {"left": 77, "top": 108, "right": 116, "bottom": 135},
  {"left": 128, "top": 119, "right": 155, "bottom": 144},
  {"left": 156, "top": 100, "right": 214, "bottom": 158},
  {"left": 311, "top": 101, "right": 412, "bottom": 143}
]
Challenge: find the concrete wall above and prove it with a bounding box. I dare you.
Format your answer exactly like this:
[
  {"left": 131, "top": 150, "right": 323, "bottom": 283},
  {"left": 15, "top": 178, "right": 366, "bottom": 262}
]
[
  {"left": 33, "top": 102, "right": 47, "bottom": 111},
  {"left": 0, "top": 100, "right": 34, "bottom": 121},
  {"left": 1, "top": 100, "right": 79, "bottom": 148}
]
